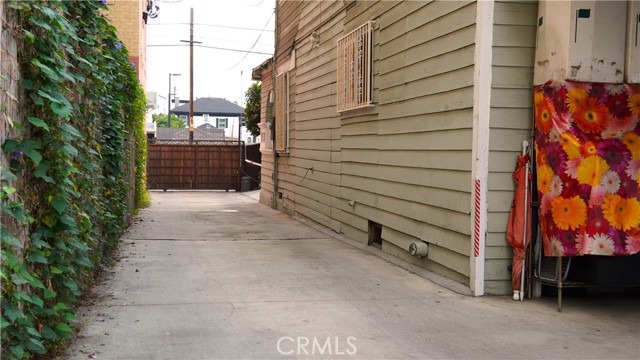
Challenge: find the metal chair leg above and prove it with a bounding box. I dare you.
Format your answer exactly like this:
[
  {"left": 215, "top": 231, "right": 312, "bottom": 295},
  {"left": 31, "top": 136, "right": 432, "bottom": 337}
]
[{"left": 557, "top": 257, "right": 563, "bottom": 312}]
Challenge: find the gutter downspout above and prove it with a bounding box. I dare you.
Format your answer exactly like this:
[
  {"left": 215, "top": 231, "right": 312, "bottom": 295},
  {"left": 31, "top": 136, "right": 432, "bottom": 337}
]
[
  {"left": 273, "top": 148, "right": 279, "bottom": 209},
  {"left": 272, "top": 6, "right": 279, "bottom": 210},
  {"left": 470, "top": 0, "right": 494, "bottom": 297}
]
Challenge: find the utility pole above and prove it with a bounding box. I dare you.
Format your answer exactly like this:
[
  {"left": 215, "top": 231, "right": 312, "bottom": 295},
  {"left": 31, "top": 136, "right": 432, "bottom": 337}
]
[
  {"left": 180, "top": 8, "right": 201, "bottom": 142},
  {"left": 189, "top": 8, "right": 194, "bottom": 142}
]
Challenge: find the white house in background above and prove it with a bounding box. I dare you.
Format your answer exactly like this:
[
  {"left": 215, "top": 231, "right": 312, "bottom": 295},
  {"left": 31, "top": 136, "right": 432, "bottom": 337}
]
[
  {"left": 145, "top": 113, "right": 156, "bottom": 139},
  {"left": 145, "top": 91, "right": 158, "bottom": 138},
  {"left": 171, "top": 97, "right": 256, "bottom": 142}
]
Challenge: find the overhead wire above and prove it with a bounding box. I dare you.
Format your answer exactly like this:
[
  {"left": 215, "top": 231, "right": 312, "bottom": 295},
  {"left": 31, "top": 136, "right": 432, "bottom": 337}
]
[
  {"left": 225, "top": 10, "right": 275, "bottom": 70},
  {"left": 147, "top": 43, "right": 272, "bottom": 55},
  {"left": 148, "top": 22, "right": 274, "bottom": 32}
]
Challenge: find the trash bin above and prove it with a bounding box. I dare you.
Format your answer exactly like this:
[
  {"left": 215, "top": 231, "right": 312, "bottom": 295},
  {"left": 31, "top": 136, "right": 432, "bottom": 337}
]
[{"left": 241, "top": 176, "right": 251, "bottom": 192}]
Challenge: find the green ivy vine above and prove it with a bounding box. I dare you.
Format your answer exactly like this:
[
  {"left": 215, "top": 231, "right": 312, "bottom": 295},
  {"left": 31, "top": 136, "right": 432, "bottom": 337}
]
[{"left": 1, "top": 1, "right": 149, "bottom": 358}]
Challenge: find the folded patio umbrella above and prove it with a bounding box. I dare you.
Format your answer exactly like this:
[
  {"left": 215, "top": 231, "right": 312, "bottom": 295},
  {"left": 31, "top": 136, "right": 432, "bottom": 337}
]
[{"left": 506, "top": 154, "right": 531, "bottom": 300}]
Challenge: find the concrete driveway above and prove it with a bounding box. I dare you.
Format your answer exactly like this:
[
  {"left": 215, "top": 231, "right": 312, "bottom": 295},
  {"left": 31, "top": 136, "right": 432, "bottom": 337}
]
[{"left": 64, "top": 191, "right": 640, "bottom": 360}]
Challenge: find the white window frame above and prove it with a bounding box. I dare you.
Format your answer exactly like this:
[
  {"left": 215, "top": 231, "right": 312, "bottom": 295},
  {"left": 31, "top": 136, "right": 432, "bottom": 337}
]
[
  {"left": 275, "top": 71, "right": 289, "bottom": 153},
  {"left": 203, "top": 113, "right": 209, "bottom": 123},
  {"left": 337, "top": 21, "right": 374, "bottom": 113}
]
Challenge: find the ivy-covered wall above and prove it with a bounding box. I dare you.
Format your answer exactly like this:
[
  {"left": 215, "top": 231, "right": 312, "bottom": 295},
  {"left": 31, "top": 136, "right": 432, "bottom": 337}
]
[{"left": 0, "top": 1, "right": 149, "bottom": 358}]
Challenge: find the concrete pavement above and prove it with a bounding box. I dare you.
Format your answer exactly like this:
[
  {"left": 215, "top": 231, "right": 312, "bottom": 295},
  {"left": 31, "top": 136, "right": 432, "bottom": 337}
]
[{"left": 64, "top": 191, "right": 640, "bottom": 360}]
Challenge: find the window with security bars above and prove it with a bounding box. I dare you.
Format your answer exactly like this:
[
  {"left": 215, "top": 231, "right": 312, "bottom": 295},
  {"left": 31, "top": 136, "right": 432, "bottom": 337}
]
[
  {"left": 337, "top": 21, "right": 373, "bottom": 112},
  {"left": 275, "top": 72, "right": 289, "bottom": 152}
]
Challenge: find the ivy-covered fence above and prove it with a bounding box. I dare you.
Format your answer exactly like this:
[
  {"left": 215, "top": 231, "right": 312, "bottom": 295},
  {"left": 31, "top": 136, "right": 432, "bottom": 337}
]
[{"left": 1, "top": 1, "right": 149, "bottom": 358}]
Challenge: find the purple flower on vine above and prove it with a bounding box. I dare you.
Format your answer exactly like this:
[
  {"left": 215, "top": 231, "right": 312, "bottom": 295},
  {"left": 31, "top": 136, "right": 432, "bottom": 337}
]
[
  {"left": 115, "top": 42, "right": 122, "bottom": 50},
  {"left": 10, "top": 150, "right": 23, "bottom": 158},
  {"left": 99, "top": 0, "right": 106, "bottom": 4}
]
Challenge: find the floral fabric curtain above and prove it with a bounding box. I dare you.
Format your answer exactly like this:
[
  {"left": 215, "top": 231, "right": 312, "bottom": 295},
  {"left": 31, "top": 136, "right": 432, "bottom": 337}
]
[{"left": 534, "top": 81, "right": 640, "bottom": 256}]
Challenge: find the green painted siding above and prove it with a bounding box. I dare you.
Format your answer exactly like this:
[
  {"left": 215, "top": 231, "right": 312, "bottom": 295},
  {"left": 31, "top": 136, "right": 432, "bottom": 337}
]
[{"left": 486, "top": 0, "right": 537, "bottom": 295}]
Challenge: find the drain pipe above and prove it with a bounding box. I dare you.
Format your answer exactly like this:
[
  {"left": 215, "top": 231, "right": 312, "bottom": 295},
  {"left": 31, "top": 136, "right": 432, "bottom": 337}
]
[
  {"left": 273, "top": 149, "right": 279, "bottom": 209},
  {"left": 272, "top": 114, "right": 278, "bottom": 209},
  {"left": 271, "top": 11, "right": 279, "bottom": 210}
]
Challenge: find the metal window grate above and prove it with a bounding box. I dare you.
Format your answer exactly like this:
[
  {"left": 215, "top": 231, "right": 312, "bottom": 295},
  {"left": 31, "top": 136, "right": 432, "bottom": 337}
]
[
  {"left": 337, "top": 21, "right": 373, "bottom": 112},
  {"left": 275, "top": 72, "right": 289, "bottom": 152}
]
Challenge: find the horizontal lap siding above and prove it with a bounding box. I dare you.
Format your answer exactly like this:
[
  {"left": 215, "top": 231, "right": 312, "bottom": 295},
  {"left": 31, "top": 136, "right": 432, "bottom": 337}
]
[
  {"left": 486, "top": 0, "right": 537, "bottom": 295},
  {"left": 272, "top": 0, "right": 486, "bottom": 289},
  {"left": 263, "top": 0, "right": 302, "bottom": 208},
  {"left": 258, "top": 64, "right": 274, "bottom": 207},
  {"left": 275, "top": 0, "right": 343, "bottom": 233},
  {"left": 276, "top": 1, "right": 303, "bottom": 60},
  {"left": 340, "top": 1, "right": 477, "bottom": 285}
]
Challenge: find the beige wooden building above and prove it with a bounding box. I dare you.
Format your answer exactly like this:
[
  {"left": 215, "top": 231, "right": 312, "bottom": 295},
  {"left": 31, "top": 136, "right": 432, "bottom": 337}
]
[{"left": 253, "top": 0, "right": 538, "bottom": 296}]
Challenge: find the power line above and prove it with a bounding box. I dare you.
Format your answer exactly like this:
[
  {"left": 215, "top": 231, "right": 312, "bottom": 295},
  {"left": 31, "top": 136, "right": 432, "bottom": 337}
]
[
  {"left": 147, "top": 33, "right": 273, "bottom": 49},
  {"left": 226, "top": 10, "right": 275, "bottom": 70},
  {"left": 194, "top": 34, "right": 271, "bottom": 45},
  {"left": 149, "top": 33, "right": 273, "bottom": 48},
  {"left": 148, "top": 22, "right": 274, "bottom": 32},
  {"left": 147, "top": 43, "right": 272, "bottom": 55}
]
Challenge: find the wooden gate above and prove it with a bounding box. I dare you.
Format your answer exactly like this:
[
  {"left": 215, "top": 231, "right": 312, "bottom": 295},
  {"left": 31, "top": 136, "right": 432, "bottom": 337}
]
[{"left": 147, "top": 140, "right": 242, "bottom": 191}]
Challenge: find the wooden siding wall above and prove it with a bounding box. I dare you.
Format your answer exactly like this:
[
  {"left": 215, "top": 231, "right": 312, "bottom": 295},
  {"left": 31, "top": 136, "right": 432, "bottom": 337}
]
[
  {"left": 268, "top": 1, "right": 344, "bottom": 234},
  {"left": 486, "top": 0, "right": 537, "bottom": 294},
  {"left": 267, "top": 0, "right": 481, "bottom": 289},
  {"left": 259, "top": 62, "right": 275, "bottom": 206},
  {"left": 340, "top": 0, "right": 477, "bottom": 285},
  {"left": 282, "top": 0, "right": 345, "bottom": 232},
  {"left": 276, "top": 1, "right": 303, "bottom": 61},
  {"left": 262, "top": 1, "right": 303, "bottom": 209},
  {"left": 265, "top": 0, "right": 541, "bottom": 295}
]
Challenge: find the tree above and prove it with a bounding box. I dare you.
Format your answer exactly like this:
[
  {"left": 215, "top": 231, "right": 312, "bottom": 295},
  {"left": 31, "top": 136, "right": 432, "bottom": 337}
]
[
  {"left": 152, "top": 113, "right": 186, "bottom": 128},
  {"left": 244, "top": 82, "right": 261, "bottom": 137}
]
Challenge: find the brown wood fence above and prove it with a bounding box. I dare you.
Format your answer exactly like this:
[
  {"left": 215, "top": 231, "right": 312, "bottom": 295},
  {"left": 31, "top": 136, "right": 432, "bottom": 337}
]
[{"left": 147, "top": 140, "right": 242, "bottom": 191}]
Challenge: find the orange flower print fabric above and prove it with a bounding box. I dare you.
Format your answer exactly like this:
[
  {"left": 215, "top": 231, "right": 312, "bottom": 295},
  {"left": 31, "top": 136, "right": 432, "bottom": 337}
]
[{"left": 535, "top": 81, "right": 640, "bottom": 256}]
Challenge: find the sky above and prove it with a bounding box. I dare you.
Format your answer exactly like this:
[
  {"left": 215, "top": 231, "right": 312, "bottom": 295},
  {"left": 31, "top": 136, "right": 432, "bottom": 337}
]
[{"left": 145, "top": 0, "right": 275, "bottom": 113}]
